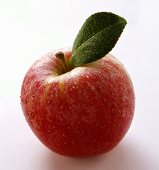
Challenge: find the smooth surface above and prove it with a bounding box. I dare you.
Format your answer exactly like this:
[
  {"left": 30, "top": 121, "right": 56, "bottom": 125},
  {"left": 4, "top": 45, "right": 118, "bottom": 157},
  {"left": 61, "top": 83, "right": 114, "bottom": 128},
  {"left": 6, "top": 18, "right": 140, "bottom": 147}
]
[{"left": 0, "top": 0, "right": 159, "bottom": 169}]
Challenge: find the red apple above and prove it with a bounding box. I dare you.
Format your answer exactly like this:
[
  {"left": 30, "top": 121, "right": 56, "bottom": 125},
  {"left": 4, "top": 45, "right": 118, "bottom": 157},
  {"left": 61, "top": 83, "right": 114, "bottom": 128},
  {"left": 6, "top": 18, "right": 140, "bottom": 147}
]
[{"left": 21, "top": 47, "right": 135, "bottom": 157}]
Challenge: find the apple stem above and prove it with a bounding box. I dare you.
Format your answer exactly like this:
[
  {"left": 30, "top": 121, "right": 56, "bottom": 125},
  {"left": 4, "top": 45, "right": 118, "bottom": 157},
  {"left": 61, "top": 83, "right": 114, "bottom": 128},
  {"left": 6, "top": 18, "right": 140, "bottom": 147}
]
[{"left": 55, "top": 51, "right": 70, "bottom": 73}]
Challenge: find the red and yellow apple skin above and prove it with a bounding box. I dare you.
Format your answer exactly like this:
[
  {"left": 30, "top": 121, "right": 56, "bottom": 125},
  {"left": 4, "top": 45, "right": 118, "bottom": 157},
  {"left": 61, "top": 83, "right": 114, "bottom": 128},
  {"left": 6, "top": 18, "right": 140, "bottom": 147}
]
[{"left": 21, "top": 48, "right": 135, "bottom": 157}]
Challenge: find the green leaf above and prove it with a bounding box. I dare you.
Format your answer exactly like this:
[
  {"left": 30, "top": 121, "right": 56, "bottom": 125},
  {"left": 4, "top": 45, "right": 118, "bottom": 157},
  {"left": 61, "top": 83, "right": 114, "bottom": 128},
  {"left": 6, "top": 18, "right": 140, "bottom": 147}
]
[{"left": 70, "top": 12, "right": 127, "bottom": 66}]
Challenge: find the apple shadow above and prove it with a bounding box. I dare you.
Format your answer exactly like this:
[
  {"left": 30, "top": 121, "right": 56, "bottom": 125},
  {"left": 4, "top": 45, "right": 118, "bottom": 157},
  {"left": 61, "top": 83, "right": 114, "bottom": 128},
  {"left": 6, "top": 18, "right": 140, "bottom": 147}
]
[{"left": 42, "top": 138, "right": 156, "bottom": 170}]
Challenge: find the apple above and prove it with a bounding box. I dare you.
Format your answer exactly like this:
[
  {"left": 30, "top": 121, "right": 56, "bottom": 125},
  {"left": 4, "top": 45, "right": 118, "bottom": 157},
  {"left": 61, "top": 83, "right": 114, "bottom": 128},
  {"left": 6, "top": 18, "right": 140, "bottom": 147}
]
[
  {"left": 20, "top": 12, "right": 135, "bottom": 157},
  {"left": 21, "top": 47, "right": 135, "bottom": 157}
]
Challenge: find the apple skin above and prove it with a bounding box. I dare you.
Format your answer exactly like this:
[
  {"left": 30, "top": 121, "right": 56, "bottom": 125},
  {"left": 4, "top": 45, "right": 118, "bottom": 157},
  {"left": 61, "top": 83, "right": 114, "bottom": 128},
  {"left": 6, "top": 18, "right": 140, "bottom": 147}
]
[{"left": 21, "top": 48, "right": 135, "bottom": 157}]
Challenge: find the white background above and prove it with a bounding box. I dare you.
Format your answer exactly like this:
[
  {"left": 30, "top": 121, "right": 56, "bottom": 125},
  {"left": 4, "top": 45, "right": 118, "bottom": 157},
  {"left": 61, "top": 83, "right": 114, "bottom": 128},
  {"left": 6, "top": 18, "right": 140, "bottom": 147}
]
[{"left": 0, "top": 0, "right": 159, "bottom": 170}]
